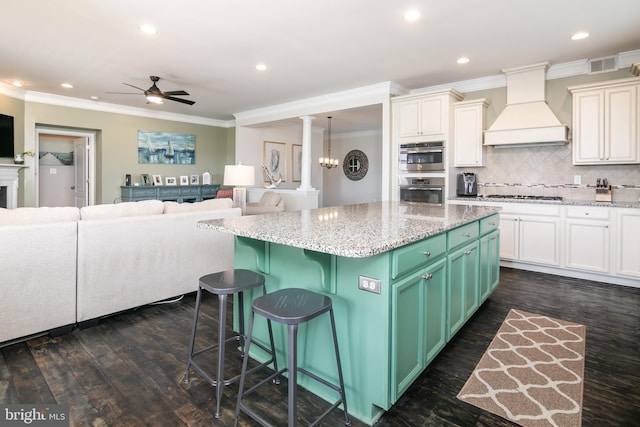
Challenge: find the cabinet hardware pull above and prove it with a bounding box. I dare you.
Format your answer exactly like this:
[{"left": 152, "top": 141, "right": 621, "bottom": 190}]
[
  {"left": 463, "top": 233, "right": 471, "bottom": 238},
  {"left": 423, "top": 251, "right": 431, "bottom": 257},
  {"left": 604, "top": 225, "right": 609, "bottom": 228},
  {"left": 465, "top": 250, "right": 472, "bottom": 255},
  {"left": 422, "top": 273, "right": 433, "bottom": 280},
  {"left": 490, "top": 236, "right": 496, "bottom": 240}
]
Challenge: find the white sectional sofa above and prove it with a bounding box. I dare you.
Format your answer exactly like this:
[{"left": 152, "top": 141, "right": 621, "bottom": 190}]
[{"left": 0, "top": 198, "right": 241, "bottom": 344}]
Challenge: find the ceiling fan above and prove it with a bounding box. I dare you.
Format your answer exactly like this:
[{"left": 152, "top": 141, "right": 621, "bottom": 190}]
[{"left": 109, "top": 76, "right": 195, "bottom": 105}]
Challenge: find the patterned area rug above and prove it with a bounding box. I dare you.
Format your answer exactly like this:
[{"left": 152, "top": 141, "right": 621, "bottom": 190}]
[{"left": 457, "top": 309, "right": 586, "bottom": 427}]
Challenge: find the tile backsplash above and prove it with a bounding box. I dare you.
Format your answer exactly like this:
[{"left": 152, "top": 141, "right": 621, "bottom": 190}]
[{"left": 459, "top": 144, "right": 640, "bottom": 202}]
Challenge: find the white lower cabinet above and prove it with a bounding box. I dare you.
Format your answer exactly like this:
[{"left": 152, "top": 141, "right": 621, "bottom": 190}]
[
  {"left": 616, "top": 209, "right": 640, "bottom": 279},
  {"left": 499, "top": 207, "right": 561, "bottom": 266},
  {"left": 565, "top": 206, "right": 611, "bottom": 274},
  {"left": 447, "top": 199, "right": 640, "bottom": 286}
]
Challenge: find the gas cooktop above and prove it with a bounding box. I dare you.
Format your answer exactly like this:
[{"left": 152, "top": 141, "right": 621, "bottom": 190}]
[{"left": 484, "top": 195, "right": 563, "bottom": 201}]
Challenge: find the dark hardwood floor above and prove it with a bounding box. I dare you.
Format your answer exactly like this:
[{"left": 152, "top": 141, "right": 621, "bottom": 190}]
[{"left": 1, "top": 268, "right": 639, "bottom": 426}]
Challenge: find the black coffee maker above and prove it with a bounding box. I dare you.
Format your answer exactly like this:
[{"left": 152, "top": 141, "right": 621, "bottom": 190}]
[{"left": 457, "top": 173, "right": 477, "bottom": 196}]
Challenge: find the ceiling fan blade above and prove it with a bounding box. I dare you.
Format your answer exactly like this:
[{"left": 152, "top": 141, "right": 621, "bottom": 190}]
[
  {"left": 122, "top": 82, "right": 147, "bottom": 91},
  {"left": 106, "top": 91, "right": 140, "bottom": 95},
  {"left": 165, "top": 96, "right": 195, "bottom": 105},
  {"left": 163, "top": 90, "right": 190, "bottom": 96}
]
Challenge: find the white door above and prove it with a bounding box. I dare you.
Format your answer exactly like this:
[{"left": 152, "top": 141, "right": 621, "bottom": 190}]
[
  {"left": 74, "top": 137, "right": 88, "bottom": 207},
  {"left": 36, "top": 127, "right": 95, "bottom": 207}
]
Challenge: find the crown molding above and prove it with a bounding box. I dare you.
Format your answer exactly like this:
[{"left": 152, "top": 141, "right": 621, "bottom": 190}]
[
  {"left": 234, "top": 81, "right": 396, "bottom": 127},
  {"left": 0, "top": 82, "right": 233, "bottom": 127}
]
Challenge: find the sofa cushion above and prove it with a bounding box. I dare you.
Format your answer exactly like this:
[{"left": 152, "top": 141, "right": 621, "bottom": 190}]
[
  {"left": 260, "top": 191, "right": 282, "bottom": 206},
  {"left": 80, "top": 200, "right": 164, "bottom": 220},
  {"left": 163, "top": 198, "right": 233, "bottom": 214},
  {"left": 0, "top": 206, "right": 80, "bottom": 226}
]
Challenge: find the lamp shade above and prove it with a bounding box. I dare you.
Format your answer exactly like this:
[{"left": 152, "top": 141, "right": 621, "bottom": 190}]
[{"left": 223, "top": 164, "right": 255, "bottom": 186}]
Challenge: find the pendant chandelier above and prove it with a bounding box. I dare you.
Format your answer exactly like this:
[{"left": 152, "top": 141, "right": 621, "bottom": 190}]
[{"left": 319, "top": 116, "right": 339, "bottom": 169}]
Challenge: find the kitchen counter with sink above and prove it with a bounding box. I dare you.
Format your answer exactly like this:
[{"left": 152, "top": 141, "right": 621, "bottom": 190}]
[{"left": 198, "top": 202, "right": 501, "bottom": 425}]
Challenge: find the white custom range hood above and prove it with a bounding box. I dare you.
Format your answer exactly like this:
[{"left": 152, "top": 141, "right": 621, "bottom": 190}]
[{"left": 484, "top": 62, "right": 569, "bottom": 147}]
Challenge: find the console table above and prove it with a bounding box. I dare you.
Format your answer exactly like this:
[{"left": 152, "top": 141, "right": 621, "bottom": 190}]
[{"left": 120, "top": 184, "right": 220, "bottom": 203}]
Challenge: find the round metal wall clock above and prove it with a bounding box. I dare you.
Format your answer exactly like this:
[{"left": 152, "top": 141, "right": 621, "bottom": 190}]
[{"left": 343, "top": 149, "right": 368, "bottom": 181}]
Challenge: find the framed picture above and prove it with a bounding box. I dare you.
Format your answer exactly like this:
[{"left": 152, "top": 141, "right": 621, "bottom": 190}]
[
  {"left": 180, "top": 175, "right": 189, "bottom": 185},
  {"left": 190, "top": 174, "right": 199, "bottom": 185},
  {"left": 263, "top": 141, "right": 286, "bottom": 183},
  {"left": 140, "top": 174, "right": 151, "bottom": 186},
  {"left": 292, "top": 144, "right": 302, "bottom": 182},
  {"left": 137, "top": 130, "right": 195, "bottom": 165},
  {"left": 165, "top": 176, "right": 177, "bottom": 186},
  {"left": 152, "top": 174, "right": 162, "bottom": 186}
]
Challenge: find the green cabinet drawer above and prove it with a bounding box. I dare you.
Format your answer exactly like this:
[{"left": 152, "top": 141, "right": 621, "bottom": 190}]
[
  {"left": 159, "top": 187, "right": 180, "bottom": 197},
  {"left": 180, "top": 186, "right": 200, "bottom": 196},
  {"left": 122, "top": 187, "right": 156, "bottom": 198},
  {"left": 447, "top": 221, "right": 479, "bottom": 250},
  {"left": 391, "top": 233, "right": 446, "bottom": 279},
  {"left": 480, "top": 214, "right": 500, "bottom": 235},
  {"left": 201, "top": 185, "right": 219, "bottom": 197}
]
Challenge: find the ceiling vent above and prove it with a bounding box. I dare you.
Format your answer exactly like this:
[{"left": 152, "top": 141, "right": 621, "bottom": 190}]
[{"left": 588, "top": 56, "right": 618, "bottom": 75}]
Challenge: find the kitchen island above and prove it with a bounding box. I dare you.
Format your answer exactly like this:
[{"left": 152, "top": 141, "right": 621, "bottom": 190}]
[{"left": 199, "top": 201, "right": 501, "bottom": 425}]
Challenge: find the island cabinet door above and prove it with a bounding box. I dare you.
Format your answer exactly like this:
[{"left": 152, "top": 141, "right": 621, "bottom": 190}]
[
  {"left": 479, "top": 229, "right": 500, "bottom": 302},
  {"left": 391, "top": 257, "right": 447, "bottom": 402},
  {"left": 447, "top": 240, "right": 480, "bottom": 340}
]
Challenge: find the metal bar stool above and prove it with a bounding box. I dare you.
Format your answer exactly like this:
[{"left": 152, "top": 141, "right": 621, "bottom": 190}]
[
  {"left": 183, "top": 269, "right": 277, "bottom": 418},
  {"left": 235, "top": 288, "right": 351, "bottom": 427}
]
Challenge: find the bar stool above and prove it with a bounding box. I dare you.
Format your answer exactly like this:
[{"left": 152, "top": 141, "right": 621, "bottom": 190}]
[
  {"left": 183, "top": 269, "right": 277, "bottom": 418},
  {"left": 235, "top": 288, "right": 351, "bottom": 427}
]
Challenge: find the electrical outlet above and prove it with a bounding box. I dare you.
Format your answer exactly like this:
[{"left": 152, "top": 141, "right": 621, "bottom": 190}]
[
  {"left": 358, "top": 276, "right": 381, "bottom": 294},
  {"left": 573, "top": 175, "right": 581, "bottom": 185}
]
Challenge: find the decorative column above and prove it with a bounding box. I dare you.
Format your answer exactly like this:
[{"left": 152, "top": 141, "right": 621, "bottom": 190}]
[{"left": 297, "top": 115, "right": 316, "bottom": 191}]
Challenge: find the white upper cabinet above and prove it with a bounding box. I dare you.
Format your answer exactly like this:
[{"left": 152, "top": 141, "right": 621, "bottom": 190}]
[
  {"left": 393, "top": 90, "right": 463, "bottom": 142},
  {"left": 454, "top": 99, "right": 489, "bottom": 167},
  {"left": 569, "top": 77, "right": 640, "bottom": 165}
]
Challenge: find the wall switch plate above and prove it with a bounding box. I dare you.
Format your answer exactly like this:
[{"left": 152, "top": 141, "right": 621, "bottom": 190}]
[
  {"left": 573, "top": 175, "right": 581, "bottom": 185},
  {"left": 358, "top": 276, "right": 381, "bottom": 294}
]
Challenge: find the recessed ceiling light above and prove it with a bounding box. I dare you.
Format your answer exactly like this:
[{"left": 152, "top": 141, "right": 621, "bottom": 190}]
[
  {"left": 139, "top": 24, "right": 157, "bottom": 35},
  {"left": 12, "top": 80, "right": 23, "bottom": 87},
  {"left": 457, "top": 57, "right": 470, "bottom": 64},
  {"left": 90, "top": 96, "right": 99, "bottom": 100},
  {"left": 571, "top": 32, "right": 589, "bottom": 40},
  {"left": 404, "top": 9, "right": 421, "bottom": 22},
  {"left": 256, "top": 63, "right": 267, "bottom": 71},
  {"left": 61, "top": 82, "right": 73, "bottom": 89}
]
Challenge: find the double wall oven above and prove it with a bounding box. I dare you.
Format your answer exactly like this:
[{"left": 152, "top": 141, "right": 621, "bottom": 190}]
[{"left": 398, "top": 141, "right": 445, "bottom": 205}]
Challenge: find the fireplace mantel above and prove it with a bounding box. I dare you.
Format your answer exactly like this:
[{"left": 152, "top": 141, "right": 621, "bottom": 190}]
[{"left": 0, "top": 164, "right": 26, "bottom": 209}]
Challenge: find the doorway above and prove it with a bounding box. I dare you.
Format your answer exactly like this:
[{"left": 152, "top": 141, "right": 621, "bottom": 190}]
[{"left": 35, "top": 127, "right": 96, "bottom": 207}]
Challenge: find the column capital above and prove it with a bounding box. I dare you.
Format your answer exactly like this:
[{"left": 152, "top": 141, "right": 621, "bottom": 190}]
[{"left": 298, "top": 115, "right": 316, "bottom": 121}]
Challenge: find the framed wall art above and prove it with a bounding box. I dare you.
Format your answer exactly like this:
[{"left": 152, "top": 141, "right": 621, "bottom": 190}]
[
  {"left": 263, "top": 141, "right": 286, "bottom": 183},
  {"left": 190, "top": 175, "right": 199, "bottom": 185},
  {"left": 140, "top": 174, "right": 151, "bottom": 186},
  {"left": 180, "top": 175, "right": 189, "bottom": 185},
  {"left": 152, "top": 174, "right": 163, "bottom": 186},
  {"left": 138, "top": 130, "right": 195, "bottom": 165},
  {"left": 165, "top": 177, "right": 177, "bottom": 186},
  {"left": 292, "top": 144, "right": 302, "bottom": 182}
]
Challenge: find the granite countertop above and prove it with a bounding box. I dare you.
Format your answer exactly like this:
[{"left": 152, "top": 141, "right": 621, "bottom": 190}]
[
  {"left": 449, "top": 196, "right": 640, "bottom": 209},
  {"left": 198, "top": 201, "right": 500, "bottom": 258}
]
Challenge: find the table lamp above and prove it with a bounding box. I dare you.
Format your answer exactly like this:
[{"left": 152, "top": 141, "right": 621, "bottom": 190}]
[{"left": 223, "top": 164, "right": 255, "bottom": 212}]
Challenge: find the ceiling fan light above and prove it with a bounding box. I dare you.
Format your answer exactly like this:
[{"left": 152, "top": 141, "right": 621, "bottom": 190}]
[{"left": 146, "top": 95, "right": 163, "bottom": 104}]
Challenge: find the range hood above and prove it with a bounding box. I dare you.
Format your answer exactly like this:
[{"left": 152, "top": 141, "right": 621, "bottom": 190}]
[{"left": 484, "top": 62, "right": 569, "bottom": 147}]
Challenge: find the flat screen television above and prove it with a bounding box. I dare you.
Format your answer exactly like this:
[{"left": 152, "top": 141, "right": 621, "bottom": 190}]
[{"left": 0, "top": 113, "right": 15, "bottom": 158}]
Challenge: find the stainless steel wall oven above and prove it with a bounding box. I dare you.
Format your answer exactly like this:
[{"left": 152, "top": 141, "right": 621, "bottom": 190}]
[
  {"left": 399, "top": 141, "right": 445, "bottom": 172},
  {"left": 399, "top": 177, "right": 445, "bottom": 205}
]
